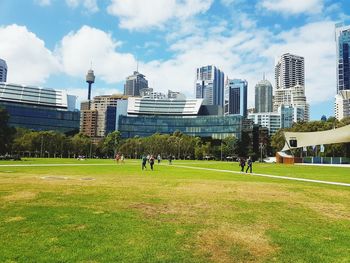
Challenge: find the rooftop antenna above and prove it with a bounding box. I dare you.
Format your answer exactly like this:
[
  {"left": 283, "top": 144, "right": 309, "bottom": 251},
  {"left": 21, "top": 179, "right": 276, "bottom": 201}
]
[{"left": 136, "top": 59, "right": 139, "bottom": 73}]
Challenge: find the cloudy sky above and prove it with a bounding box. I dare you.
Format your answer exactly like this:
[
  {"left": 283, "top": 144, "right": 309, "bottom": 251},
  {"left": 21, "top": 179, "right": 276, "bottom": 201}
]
[{"left": 0, "top": 0, "right": 349, "bottom": 119}]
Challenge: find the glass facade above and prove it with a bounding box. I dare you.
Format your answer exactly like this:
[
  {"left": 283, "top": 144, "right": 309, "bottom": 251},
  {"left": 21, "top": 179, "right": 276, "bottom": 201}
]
[
  {"left": 196, "top": 65, "right": 224, "bottom": 106},
  {"left": 224, "top": 79, "right": 248, "bottom": 117},
  {"left": 118, "top": 115, "right": 242, "bottom": 140},
  {"left": 124, "top": 71, "right": 148, "bottom": 96},
  {"left": 0, "top": 59, "right": 7, "bottom": 82},
  {"left": 0, "top": 102, "right": 80, "bottom": 133},
  {"left": 336, "top": 23, "right": 350, "bottom": 93}
]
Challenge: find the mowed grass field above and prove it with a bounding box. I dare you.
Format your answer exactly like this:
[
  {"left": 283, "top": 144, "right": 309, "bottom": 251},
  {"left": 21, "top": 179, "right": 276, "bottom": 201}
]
[{"left": 0, "top": 159, "right": 349, "bottom": 263}]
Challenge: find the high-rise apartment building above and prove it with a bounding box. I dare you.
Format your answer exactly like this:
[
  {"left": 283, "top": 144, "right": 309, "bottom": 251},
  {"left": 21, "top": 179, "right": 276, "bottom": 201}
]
[
  {"left": 275, "top": 53, "right": 304, "bottom": 90},
  {"left": 335, "top": 90, "right": 350, "bottom": 120},
  {"left": 80, "top": 94, "right": 128, "bottom": 138},
  {"left": 0, "top": 58, "right": 8, "bottom": 82},
  {"left": 195, "top": 65, "right": 224, "bottom": 106},
  {"left": 255, "top": 78, "right": 273, "bottom": 113},
  {"left": 274, "top": 53, "right": 308, "bottom": 122},
  {"left": 224, "top": 78, "right": 247, "bottom": 117},
  {"left": 273, "top": 84, "right": 309, "bottom": 121},
  {"left": 124, "top": 71, "right": 148, "bottom": 97},
  {"left": 335, "top": 23, "right": 350, "bottom": 93}
]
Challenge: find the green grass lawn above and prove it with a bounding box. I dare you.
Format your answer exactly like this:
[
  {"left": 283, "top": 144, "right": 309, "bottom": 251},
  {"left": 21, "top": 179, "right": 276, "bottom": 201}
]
[{"left": 0, "top": 158, "right": 349, "bottom": 262}]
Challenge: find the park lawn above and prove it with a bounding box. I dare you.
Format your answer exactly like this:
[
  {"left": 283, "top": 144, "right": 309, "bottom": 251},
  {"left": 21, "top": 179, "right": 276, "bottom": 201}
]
[
  {"left": 174, "top": 160, "right": 350, "bottom": 184},
  {"left": 0, "top": 159, "right": 349, "bottom": 262}
]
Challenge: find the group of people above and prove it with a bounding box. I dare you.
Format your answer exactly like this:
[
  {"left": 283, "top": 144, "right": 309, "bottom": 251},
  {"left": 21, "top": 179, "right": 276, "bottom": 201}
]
[
  {"left": 142, "top": 154, "right": 162, "bottom": 171},
  {"left": 238, "top": 156, "right": 253, "bottom": 173},
  {"left": 115, "top": 153, "right": 125, "bottom": 164}
]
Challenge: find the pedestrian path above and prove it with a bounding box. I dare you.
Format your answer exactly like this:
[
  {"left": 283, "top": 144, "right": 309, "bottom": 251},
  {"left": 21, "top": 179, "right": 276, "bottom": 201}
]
[{"left": 172, "top": 164, "right": 350, "bottom": 187}]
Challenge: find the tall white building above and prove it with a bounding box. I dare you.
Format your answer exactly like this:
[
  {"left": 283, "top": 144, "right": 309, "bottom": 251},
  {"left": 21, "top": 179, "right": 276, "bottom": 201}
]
[
  {"left": 196, "top": 65, "right": 224, "bottom": 106},
  {"left": 335, "top": 90, "right": 350, "bottom": 121},
  {"left": 274, "top": 53, "right": 309, "bottom": 122},
  {"left": 255, "top": 78, "right": 273, "bottom": 113},
  {"left": 275, "top": 53, "right": 304, "bottom": 90}
]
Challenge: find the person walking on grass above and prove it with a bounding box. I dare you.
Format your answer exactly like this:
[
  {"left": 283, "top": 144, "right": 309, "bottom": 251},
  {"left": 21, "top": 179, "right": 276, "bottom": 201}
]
[
  {"left": 239, "top": 157, "right": 246, "bottom": 173},
  {"left": 246, "top": 156, "right": 253, "bottom": 173},
  {"left": 149, "top": 155, "right": 155, "bottom": 171},
  {"left": 157, "top": 154, "right": 161, "bottom": 164},
  {"left": 142, "top": 155, "right": 148, "bottom": 170}
]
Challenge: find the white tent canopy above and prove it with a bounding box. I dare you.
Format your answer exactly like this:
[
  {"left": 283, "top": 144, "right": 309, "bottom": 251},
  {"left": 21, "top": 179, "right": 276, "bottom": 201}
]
[{"left": 282, "top": 124, "right": 350, "bottom": 151}]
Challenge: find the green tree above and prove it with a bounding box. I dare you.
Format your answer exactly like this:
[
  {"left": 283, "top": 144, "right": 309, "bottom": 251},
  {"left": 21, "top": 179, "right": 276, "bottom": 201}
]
[
  {"left": 0, "top": 108, "right": 15, "bottom": 154},
  {"left": 102, "top": 131, "right": 121, "bottom": 157}
]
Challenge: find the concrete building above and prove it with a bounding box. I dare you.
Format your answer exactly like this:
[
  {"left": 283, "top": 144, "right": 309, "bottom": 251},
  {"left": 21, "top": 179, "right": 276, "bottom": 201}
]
[
  {"left": 168, "top": 90, "right": 186, "bottom": 100},
  {"left": 196, "top": 65, "right": 225, "bottom": 106},
  {"left": 0, "top": 83, "right": 79, "bottom": 133},
  {"left": 124, "top": 71, "right": 148, "bottom": 97},
  {"left": 273, "top": 84, "right": 309, "bottom": 121},
  {"left": 335, "top": 90, "right": 350, "bottom": 120},
  {"left": 275, "top": 53, "right": 304, "bottom": 90},
  {"left": 0, "top": 58, "right": 7, "bottom": 82},
  {"left": 248, "top": 106, "right": 298, "bottom": 135},
  {"left": 224, "top": 78, "right": 248, "bottom": 117},
  {"left": 255, "top": 78, "right": 273, "bottom": 113},
  {"left": 80, "top": 94, "right": 128, "bottom": 138}
]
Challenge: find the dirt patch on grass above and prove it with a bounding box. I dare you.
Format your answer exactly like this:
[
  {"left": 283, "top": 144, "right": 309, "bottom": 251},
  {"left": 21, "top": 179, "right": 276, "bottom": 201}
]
[
  {"left": 306, "top": 202, "right": 350, "bottom": 220},
  {"left": 5, "top": 216, "right": 26, "bottom": 222},
  {"left": 196, "top": 224, "right": 276, "bottom": 263},
  {"left": 2, "top": 191, "right": 37, "bottom": 201},
  {"left": 129, "top": 201, "right": 210, "bottom": 221}
]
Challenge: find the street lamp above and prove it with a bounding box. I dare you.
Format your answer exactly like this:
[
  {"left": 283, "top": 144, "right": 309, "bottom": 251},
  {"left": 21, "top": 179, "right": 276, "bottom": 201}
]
[{"left": 259, "top": 143, "right": 264, "bottom": 162}]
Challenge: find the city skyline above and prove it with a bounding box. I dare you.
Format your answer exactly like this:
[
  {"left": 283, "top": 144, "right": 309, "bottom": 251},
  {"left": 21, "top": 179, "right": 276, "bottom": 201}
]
[{"left": 0, "top": 0, "right": 350, "bottom": 120}]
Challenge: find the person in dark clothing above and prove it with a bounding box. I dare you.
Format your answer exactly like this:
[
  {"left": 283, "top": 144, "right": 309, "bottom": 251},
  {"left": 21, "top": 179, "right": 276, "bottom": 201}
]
[
  {"left": 246, "top": 157, "right": 253, "bottom": 173},
  {"left": 239, "top": 158, "right": 246, "bottom": 172},
  {"left": 149, "top": 155, "right": 155, "bottom": 170},
  {"left": 168, "top": 155, "right": 173, "bottom": 165},
  {"left": 142, "top": 155, "right": 148, "bottom": 170}
]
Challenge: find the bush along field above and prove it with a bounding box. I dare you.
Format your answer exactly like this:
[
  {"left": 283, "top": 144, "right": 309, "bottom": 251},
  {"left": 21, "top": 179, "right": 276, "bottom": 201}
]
[{"left": 0, "top": 158, "right": 349, "bottom": 262}]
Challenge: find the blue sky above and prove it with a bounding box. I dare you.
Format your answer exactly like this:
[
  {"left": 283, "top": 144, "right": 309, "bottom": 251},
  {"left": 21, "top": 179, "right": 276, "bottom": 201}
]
[{"left": 0, "top": 0, "right": 349, "bottom": 120}]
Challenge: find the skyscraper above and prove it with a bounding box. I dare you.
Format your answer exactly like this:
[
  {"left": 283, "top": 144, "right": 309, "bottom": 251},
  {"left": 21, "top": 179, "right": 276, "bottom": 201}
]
[
  {"left": 335, "top": 23, "right": 350, "bottom": 93},
  {"left": 195, "top": 65, "right": 224, "bottom": 106},
  {"left": 335, "top": 90, "right": 350, "bottom": 121},
  {"left": 275, "top": 53, "right": 304, "bottom": 90},
  {"left": 255, "top": 77, "right": 273, "bottom": 113},
  {"left": 124, "top": 71, "right": 148, "bottom": 97},
  {"left": 0, "top": 58, "right": 8, "bottom": 82},
  {"left": 224, "top": 78, "right": 248, "bottom": 117}
]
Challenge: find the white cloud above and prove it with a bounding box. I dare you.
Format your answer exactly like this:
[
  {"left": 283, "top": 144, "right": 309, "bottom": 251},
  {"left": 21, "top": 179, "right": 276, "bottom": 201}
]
[
  {"left": 65, "top": 0, "right": 99, "bottom": 13},
  {"left": 263, "top": 21, "right": 335, "bottom": 104},
  {"left": 0, "top": 24, "right": 60, "bottom": 85},
  {"left": 107, "top": 0, "right": 213, "bottom": 30},
  {"left": 260, "top": 0, "right": 324, "bottom": 15},
  {"left": 56, "top": 26, "right": 137, "bottom": 84}
]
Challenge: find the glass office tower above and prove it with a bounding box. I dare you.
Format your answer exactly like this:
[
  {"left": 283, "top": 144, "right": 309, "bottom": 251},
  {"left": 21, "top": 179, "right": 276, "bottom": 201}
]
[
  {"left": 195, "top": 65, "right": 225, "bottom": 106},
  {"left": 0, "top": 58, "right": 7, "bottom": 82},
  {"left": 335, "top": 23, "right": 350, "bottom": 93},
  {"left": 224, "top": 79, "right": 248, "bottom": 117}
]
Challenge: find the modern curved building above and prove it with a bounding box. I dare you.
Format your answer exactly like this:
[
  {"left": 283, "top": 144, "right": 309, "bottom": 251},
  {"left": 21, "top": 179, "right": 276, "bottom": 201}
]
[
  {"left": 0, "top": 58, "right": 7, "bottom": 82},
  {"left": 0, "top": 83, "right": 79, "bottom": 133},
  {"left": 118, "top": 97, "right": 242, "bottom": 139},
  {"left": 255, "top": 79, "right": 273, "bottom": 113},
  {"left": 127, "top": 97, "right": 203, "bottom": 116}
]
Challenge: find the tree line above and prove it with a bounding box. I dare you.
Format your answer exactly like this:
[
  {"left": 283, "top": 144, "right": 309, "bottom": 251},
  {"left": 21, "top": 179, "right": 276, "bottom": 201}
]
[{"left": 1, "top": 107, "right": 350, "bottom": 159}]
